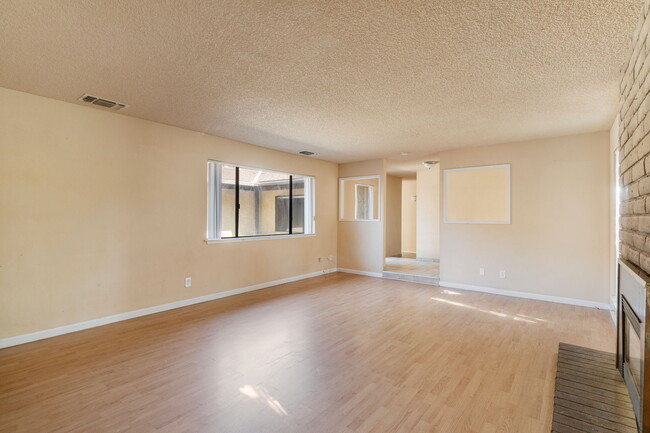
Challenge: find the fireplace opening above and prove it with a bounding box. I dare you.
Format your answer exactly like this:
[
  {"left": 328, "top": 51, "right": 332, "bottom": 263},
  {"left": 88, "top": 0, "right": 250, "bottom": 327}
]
[
  {"left": 622, "top": 295, "right": 643, "bottom": 426},
  {"left": 617, "top": 259, "right": 650, "bottom": 432}
]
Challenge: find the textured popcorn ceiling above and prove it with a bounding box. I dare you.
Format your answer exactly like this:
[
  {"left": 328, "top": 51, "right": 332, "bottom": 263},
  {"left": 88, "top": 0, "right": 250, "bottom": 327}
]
[
  {"left": 0, "top": 1, "right": 641, "bottom": 162},
  {"left": 386, "top": 156, "right": 439, "bottom": 178}
]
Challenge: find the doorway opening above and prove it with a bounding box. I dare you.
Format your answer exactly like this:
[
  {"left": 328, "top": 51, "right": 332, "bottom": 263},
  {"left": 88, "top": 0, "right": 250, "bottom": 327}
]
[{"left": 384, "top": 160, "right": 440, "bottom": 284}]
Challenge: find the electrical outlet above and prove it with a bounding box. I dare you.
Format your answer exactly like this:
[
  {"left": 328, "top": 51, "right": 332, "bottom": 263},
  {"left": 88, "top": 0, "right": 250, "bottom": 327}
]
[
  {"left": 499, "top": 270, "right": 506, "bottom": 279},
  {"left": 185, "top": 277, "right": 192, "bottom": 287},
  {"left": 479, "top": 268, "right": 485, "bottom": 276},
  {"left": 328, "top": 255, "right": 334, "bottom": 261}
]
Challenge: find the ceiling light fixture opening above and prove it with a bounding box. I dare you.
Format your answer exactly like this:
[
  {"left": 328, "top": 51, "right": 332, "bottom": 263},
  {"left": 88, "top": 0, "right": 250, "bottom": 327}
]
[{"left": 422, "top": 161, "right": 438, "bottom": 169}]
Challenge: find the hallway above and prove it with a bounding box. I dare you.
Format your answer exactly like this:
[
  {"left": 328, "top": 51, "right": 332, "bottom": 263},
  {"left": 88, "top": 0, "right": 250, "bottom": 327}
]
[{"left": 384, "top": 256, "right": 440, "bottom": 279}]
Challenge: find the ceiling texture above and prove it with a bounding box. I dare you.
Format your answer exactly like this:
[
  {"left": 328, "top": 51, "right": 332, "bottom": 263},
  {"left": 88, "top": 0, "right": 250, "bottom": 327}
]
[{"left": 0, "top": 0, "right": 641, "bottom": 162}]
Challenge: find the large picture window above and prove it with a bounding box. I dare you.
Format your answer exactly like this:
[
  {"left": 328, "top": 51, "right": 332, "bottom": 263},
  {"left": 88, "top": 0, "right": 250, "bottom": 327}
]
[{"left": 207, "top": 161, "right": 315, "bottom": 240}]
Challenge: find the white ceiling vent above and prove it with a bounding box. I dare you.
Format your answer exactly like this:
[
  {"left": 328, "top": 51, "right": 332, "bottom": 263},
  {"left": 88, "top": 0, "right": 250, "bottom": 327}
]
[{"left": 78, "top": 94, "right": 127, "bottom": 110}]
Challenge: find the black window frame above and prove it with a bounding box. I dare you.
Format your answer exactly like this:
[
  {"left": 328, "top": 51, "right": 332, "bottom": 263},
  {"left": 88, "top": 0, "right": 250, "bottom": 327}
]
[{"left": 207, "top": 161, "right": 314, "bottom": 241}]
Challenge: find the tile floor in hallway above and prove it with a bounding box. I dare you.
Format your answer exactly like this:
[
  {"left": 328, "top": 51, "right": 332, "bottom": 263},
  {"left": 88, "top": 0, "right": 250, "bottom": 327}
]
[{"left": 384, "top": 255, "right": 440, "bottom": 278}]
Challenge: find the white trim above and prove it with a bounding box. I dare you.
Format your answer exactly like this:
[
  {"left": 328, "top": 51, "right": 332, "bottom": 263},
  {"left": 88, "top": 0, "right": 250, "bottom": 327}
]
[
  {"left": 416, "top": 257, "right": 439, "bottom": 263},
  {"left": 339, "top": 175, "right": 381, "bottom": 222},
  {"left": 1, "top": 270, "right": 612, "bottom": 349},
  {"left": 304, "top": 176, "right": 316, "bottom": 235},
  {"left": 443, "top": 220, "right": 511, "bottom": 225},
  {"left": 207, "top": 160, "right": 316, "bottom": 241},
  {"left": 609, "top": 293, "right": 617, "bottom": 325},
  {"left": 207, "top": 161, "right": 219, "bottom": 240},
  {"left": 207, "top": 159, "right": 314, "bottom": 178},
  {"left": 337, "top": 268, "right": 383, "bottom": 278},
  {"left": 339, "top": 219, "right": 381, "bottom": 222},
  {"left": 0, "top": 268, "right": 337, "bottom": 349},
  {"left": 438, "top": 281, "right": 611, "bottom": 310},
  {"left": 443, "top": 164, "right": 511, "bottom": 225},
  {"left": 206, "top": 234, "right": 316, "bottom": 244},
  {"left": 339, "top": 175, "right": 381, "bottom": 181}
]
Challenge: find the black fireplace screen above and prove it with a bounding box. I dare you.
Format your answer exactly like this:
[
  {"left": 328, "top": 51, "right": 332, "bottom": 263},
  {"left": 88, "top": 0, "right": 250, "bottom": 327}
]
[{"left": 622, "top": 295, "right": 643, "bottom": 425}]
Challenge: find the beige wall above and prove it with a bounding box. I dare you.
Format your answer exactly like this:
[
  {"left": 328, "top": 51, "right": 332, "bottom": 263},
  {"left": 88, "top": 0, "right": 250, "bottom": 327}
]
[
  {"left": 0, "top": 87, "right": 338, "bottom": 339},
  {"left": 416, "top": 165, "right": 440, "bottom": 260},
  {"left": 337, "top": 159, "right": 385, "bottom": 273},
  {"left": 385, "top": 175, "right": 401, "bottom": 257},
  {"left": 609, "top": 118, "right": 619, "bottom": 310},
  {"left": 439, "top": 131, "right": 610, "bottom": 303},
  {"left": 445, "top": 166, "right": 509, "bottom": 223},
  {"left": 401, "top": 179, "right": 417, "bottom": 253}
]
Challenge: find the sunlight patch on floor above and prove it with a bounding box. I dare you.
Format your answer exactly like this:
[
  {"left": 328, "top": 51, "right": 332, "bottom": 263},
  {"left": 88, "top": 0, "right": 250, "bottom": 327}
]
[
  {"left": 431, "top": 297, "right": 541, "bottom": 324},
  {"left": 239, "top": 384, "right": 289, "bottom": 416}
]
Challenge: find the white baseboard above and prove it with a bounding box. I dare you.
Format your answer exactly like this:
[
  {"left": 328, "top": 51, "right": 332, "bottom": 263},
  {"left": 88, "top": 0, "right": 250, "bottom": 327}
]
[
  {"left": 438, "top": 281, "right": 612, "bottom": 310},
  {"left": 337, "top": 268, "right": 383, "bottom": 278},
  {"left": 0, "top": 268, "right": 337, "bottom": 349},
  {"left": 609, "top": 294, "right": 617, "bottom": 325},
  {"left": 3, "top": 270, "right": 610, "bottom": 349},
  {"left": 416, "top": 257, "right": 439, "bottom": 263}
]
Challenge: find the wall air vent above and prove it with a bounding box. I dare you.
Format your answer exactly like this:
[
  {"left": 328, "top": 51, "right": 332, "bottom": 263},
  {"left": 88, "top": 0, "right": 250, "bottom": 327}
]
[
  {"left": 299, "top": 150, "right": 318, "bottom": 156},
  {"left": 78, "top": 94, "right": 127, "bottom": 110}
]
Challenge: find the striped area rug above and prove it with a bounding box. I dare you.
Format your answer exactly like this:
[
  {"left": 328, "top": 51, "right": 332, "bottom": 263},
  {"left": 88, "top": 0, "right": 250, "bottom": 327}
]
[{"left": 552, "top": 343, "right": 637, "bottom": 433}]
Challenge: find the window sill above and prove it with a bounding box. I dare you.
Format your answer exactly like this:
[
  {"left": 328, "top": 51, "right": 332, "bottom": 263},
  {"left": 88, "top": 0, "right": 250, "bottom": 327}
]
[{"left": 205, "top": 234, "right": 316, "bottom": 244}]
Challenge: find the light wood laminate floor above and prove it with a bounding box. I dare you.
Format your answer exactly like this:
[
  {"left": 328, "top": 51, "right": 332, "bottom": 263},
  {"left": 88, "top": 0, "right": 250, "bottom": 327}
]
[{"left": 0, "top": 273, "right": 614, "bottom": 433}]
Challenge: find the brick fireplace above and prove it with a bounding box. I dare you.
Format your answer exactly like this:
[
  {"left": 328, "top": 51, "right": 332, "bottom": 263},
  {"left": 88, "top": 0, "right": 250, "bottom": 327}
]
[{"left": 618, "top": 2, "right": 650, "bottom": 432}]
